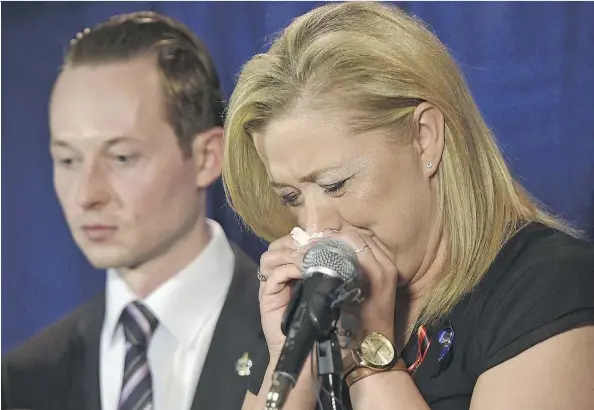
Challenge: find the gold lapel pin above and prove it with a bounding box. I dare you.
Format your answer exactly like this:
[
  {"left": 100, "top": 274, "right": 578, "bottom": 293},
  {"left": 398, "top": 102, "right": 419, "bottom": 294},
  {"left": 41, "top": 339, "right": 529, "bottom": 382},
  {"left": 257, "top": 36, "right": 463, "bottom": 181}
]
[{"left": 236, "top": 352, "right": 253, "bottom": 376}]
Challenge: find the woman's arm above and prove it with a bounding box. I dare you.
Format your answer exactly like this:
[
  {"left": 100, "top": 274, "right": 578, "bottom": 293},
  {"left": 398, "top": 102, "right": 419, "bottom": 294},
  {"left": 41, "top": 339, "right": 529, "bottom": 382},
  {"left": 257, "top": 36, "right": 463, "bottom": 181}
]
[
  {"left": 242, "top": 355, "right": 318, "bottom": 410},
  {"left": 347, "top": 326, "right": 594, "bottom": 410},
  {"left": 349, "top": 369, "right": 430, "bottom": 410},
  {"left": 470, "top": 326, "right": 594, "bottom": 410}
]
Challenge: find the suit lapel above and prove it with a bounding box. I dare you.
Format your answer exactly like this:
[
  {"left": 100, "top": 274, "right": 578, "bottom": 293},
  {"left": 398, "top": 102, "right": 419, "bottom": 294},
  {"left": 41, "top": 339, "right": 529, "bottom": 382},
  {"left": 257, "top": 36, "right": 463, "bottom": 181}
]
[
  {"left": 70, "top": 293, "right": 105, "bottom": 410},
  {"left": 190, "top": 243, "right": 263, "bottom": 410}
]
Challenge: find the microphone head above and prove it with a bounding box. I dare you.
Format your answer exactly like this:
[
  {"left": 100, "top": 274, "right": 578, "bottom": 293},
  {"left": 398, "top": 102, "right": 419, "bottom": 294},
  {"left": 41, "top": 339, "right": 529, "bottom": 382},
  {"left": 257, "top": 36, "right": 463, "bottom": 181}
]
[{"left": 302, "top": 238, "right": 361, "bottom": 284}]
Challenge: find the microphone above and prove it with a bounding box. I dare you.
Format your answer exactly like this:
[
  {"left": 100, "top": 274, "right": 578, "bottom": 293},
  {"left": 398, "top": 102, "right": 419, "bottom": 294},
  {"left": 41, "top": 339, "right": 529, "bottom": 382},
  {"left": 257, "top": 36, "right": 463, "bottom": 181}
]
[{"left": 265, "top": 238, "right": 363, "bottom": 410}]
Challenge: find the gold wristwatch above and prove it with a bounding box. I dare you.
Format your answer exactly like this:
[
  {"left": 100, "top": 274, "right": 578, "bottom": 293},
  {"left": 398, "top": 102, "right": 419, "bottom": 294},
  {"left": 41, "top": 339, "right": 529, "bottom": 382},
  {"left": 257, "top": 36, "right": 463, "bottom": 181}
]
[{"left": 342, "top": 332, "right": 407, "bottom": 388}]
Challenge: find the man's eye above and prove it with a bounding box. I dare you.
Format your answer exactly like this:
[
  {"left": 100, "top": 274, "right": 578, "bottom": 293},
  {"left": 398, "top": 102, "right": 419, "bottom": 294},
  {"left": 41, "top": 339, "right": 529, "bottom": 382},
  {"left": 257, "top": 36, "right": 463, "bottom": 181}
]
[
  {"left": 55, "top": 157, "right": 78, "bottom": 168},
  {"left": 111, "top": 154, "right": 138, "bottom": 165}
]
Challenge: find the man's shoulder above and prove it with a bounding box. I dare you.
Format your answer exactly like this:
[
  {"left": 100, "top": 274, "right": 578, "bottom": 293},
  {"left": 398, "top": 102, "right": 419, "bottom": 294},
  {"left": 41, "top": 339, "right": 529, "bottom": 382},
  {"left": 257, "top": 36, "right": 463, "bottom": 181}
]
[
  {"left": 2, "top": 294, "right": 104, "bottom": 409},
  {"left": 230, "top": 240, "right": 258, "bottom": 277},
  {"left": 3, "top": 293, "right": 104, "bottom": 368}
]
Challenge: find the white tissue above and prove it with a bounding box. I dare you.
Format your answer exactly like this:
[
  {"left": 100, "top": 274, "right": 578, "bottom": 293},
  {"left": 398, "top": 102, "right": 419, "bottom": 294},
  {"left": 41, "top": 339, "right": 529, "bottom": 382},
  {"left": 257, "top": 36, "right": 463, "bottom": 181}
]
[{"left": 290, "top": 227, "right": 324, "bottom": 246}]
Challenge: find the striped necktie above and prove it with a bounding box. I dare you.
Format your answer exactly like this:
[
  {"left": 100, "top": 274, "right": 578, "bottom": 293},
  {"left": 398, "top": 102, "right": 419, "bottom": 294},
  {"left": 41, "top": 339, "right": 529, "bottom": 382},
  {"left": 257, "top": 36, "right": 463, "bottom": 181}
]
[{"left": 118, "top": 301, "right": 159, "bottom": 410}]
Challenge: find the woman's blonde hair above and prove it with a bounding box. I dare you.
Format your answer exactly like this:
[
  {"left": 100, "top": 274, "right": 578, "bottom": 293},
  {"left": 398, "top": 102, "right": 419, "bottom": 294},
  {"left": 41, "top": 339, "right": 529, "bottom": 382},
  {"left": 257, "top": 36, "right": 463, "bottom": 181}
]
[{"left": 223, "top": 2, "right": 579, "bottom": 326}]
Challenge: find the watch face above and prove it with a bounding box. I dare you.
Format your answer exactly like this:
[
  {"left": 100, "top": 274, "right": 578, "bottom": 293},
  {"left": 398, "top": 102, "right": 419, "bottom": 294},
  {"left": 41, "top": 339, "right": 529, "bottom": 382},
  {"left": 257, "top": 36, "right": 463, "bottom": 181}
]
[{"left": 359, "top": 333, "right": 395, "bottom": 367}]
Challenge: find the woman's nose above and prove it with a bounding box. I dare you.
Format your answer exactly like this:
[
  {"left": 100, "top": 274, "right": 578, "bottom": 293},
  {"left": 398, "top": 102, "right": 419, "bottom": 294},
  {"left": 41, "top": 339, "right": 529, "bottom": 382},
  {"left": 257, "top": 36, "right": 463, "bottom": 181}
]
[{"left": 300, "top": 197, "right": 342, "bottom": 234}]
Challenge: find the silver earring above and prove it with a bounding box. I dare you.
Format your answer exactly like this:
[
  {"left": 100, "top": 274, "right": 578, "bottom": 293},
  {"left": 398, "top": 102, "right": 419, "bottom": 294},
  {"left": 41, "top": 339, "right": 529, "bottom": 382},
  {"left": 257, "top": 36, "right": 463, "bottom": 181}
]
[{"left": 426, "top": 162, "right": 433, "bottom": 169}]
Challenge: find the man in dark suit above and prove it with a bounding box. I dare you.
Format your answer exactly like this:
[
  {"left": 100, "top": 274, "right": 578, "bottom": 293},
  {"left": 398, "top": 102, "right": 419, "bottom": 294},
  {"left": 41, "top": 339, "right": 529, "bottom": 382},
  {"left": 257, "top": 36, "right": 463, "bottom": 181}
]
[{"left": 2, "top": 12, "right": 264, "bottom": 410}]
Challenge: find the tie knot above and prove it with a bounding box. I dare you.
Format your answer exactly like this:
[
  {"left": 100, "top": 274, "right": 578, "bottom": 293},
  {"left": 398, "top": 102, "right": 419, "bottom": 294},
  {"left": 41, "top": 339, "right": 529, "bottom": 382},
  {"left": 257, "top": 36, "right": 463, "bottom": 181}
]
[{"left": 120, "top": 301, "right": 159, "bottom": 347}]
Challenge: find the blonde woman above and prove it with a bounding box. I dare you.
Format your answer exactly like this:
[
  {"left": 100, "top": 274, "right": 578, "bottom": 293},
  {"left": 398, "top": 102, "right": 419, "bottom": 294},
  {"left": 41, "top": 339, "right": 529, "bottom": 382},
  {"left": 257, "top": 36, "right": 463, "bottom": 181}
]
[{"left": 223, "top": 3, "right": 594, "bottom": 410}]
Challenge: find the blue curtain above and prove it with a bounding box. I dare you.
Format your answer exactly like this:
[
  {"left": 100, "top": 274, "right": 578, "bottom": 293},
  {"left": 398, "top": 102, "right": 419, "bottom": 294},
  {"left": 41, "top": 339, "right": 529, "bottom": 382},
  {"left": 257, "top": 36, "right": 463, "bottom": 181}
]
[{"left": 3, "top": 1, "right": 594, "bottom": 353}]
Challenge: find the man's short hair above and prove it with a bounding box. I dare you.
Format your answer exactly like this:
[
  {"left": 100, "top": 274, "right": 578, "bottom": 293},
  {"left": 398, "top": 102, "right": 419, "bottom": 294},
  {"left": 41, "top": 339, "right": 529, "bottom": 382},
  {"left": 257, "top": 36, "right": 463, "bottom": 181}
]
[{"left": 65, "top": 11, "right": 224, "bottom": 154}]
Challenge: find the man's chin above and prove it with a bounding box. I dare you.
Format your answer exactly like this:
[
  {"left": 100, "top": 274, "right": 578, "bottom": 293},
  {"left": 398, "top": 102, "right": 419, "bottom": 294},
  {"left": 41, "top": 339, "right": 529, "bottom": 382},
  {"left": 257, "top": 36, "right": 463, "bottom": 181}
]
[
  {"left": 86, "top": 257, "right": 126, "bottom": 270},
  {"left": 82, "top": 249, "right": 132, "bottom": 270}
]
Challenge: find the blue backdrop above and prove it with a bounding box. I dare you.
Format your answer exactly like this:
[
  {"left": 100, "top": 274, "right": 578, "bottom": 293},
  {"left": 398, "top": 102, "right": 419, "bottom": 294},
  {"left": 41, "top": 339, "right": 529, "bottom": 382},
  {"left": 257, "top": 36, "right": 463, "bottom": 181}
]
[{"left": 2, "top": 1, "right": 594, "bottom": 353}]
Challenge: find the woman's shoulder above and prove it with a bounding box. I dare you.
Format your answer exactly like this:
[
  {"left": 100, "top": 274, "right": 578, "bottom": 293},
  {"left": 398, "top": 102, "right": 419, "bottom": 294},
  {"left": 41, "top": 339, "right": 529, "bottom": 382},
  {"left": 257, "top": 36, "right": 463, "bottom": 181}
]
[
  {"left": 478, "top": 222, "right": 593, "bottom": 296},
  {"left": 510, "top": 222, "right": 592, "bottom": 264},
  {"left": 467, "top": 222, "right": 594, "bottom": 374}
]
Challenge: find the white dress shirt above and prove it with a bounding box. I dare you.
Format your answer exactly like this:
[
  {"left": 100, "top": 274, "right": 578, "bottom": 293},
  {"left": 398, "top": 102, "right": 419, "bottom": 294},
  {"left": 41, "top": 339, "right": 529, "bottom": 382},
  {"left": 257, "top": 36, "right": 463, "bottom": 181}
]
[{"left": 99, "top": 219, "right": 235, "bottom": 410}]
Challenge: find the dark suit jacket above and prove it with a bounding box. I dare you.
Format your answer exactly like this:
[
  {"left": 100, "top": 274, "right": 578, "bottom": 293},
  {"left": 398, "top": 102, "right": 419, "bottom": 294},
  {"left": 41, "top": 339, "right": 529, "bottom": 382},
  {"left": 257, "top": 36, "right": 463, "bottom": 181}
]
[{"left": 2, "top": 243, "right": 265, "bottom": 410}]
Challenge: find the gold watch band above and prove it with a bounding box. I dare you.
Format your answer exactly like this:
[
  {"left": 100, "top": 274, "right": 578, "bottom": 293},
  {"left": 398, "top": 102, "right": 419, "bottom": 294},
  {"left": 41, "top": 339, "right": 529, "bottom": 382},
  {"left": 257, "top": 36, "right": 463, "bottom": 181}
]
[{"left": 345, "top": 358, "right": 408, "bottom": 388}]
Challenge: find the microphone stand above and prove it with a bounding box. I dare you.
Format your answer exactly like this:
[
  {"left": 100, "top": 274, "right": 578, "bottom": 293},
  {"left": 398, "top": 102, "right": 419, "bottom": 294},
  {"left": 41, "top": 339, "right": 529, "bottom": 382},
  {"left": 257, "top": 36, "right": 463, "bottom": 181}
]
[{"left": 316, "top": 330, "right": 343, "bottom": 410}]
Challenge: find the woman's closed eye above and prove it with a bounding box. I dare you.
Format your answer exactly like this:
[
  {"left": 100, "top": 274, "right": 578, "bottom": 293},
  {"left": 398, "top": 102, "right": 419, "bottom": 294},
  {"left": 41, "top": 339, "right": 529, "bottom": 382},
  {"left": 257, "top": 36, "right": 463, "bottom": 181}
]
[
  {"left": 279, "top": 178, "right": 351, "bottom": 206},
  {"left": 322, "top": 179, "right": 348, "bottom": 194},
  {"left": 280, "top": 191, "right": 300, "bottom": 206}
]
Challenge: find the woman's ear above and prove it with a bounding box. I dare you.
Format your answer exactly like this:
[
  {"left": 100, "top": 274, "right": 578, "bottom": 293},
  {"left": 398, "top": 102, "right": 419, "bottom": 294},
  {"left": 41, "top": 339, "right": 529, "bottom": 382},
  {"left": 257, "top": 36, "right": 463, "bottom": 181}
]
[{"left": 412, "top": 102, "right": 445, "bottom": 177}]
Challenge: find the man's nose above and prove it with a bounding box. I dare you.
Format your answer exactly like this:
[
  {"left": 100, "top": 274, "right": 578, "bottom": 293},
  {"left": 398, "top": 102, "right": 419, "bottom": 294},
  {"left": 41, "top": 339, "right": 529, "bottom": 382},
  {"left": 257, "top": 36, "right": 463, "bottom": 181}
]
[{"left": 74, "top": 161, "right": 111, "bottom": 210}]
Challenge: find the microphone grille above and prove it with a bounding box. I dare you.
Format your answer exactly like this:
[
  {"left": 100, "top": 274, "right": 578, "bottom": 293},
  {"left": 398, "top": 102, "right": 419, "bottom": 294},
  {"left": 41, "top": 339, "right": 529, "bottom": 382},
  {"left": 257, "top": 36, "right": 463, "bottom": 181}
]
[{"left": 302, "top": 238, "right": 360, "bottom": 284}]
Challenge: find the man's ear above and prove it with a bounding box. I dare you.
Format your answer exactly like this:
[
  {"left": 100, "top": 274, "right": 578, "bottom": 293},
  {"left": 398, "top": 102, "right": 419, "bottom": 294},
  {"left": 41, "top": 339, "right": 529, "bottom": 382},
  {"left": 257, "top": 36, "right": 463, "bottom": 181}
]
[
  {"left": 412, "top": 102, "right": 445, "bottom": 178},
  {"left": 191, "top": 126, "right": 224, "bottom": 189}
]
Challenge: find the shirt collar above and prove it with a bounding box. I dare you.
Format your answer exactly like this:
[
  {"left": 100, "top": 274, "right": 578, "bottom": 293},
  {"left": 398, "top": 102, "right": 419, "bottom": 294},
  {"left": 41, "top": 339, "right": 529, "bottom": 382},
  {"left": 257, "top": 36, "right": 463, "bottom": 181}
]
[{"left": 103, "top": 219, "right": 235, "bottom": 348}]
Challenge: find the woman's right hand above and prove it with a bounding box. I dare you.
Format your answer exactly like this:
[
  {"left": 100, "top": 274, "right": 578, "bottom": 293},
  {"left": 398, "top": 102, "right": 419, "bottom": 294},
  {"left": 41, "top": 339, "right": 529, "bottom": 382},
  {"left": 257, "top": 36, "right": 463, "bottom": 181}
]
[
  {"left": 248, "top": 235, "right": 320, "bottom": 410},
  {"left": 258, "top": 234, "right": 307, "bottom": 358}
]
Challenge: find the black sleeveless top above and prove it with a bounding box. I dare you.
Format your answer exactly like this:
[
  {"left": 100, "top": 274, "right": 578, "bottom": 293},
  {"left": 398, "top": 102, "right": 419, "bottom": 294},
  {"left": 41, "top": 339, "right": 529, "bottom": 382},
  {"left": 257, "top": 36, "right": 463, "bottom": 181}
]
[{"left": 248, "top": 223, "right": 594, "bottom": 409}]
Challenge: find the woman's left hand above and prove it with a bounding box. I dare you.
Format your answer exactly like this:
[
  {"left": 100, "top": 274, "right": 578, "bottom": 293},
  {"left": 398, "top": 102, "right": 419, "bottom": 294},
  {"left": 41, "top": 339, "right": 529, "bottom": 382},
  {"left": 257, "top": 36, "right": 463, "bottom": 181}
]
[{"left": 322, "top": 228, "right": 399, "bottom": 344}]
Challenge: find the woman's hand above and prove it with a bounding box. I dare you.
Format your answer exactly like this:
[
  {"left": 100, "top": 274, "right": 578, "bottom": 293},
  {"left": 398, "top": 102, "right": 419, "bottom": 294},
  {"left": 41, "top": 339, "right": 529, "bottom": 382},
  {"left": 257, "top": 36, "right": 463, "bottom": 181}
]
[
  {"left": 248, "top": 235, "right": 320, "bottom": 410},
  {"left": 258, "top": 228, "right": 399, "bottom": 353},
  {"left": 324, "top": 228, "right": 399, "bottom": 344},
  {"left": 251, "top": 228, "right": 399, "bottom": 410},
  {"left": 258, "top": 234, "right": 306, "bottom": 357}
]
